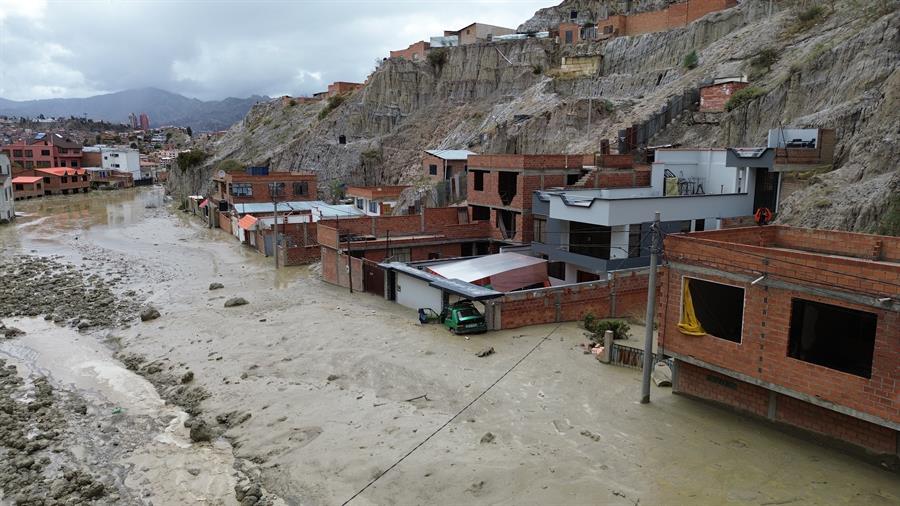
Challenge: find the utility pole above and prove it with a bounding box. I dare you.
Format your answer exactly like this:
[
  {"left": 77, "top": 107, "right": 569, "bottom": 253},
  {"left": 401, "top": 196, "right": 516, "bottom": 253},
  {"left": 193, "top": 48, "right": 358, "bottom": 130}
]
[{"left": 640, "top": 211, "right": 661, "bottom": 404}]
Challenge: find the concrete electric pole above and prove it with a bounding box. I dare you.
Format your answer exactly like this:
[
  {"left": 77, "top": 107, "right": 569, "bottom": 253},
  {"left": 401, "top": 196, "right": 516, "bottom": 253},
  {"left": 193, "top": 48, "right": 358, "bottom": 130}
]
[{"left": 640, "top": 211, "right": 661, "bottom": 404}]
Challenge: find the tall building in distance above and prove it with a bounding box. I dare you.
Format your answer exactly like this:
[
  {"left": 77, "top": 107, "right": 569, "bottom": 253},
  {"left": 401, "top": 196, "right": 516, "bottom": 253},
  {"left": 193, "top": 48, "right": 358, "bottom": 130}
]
[
  {"left": 139, "top": 113, "right": 150, "bottom": 131},
  {"left": 128, "top": 112, "right": 138, "bottom": 129}
]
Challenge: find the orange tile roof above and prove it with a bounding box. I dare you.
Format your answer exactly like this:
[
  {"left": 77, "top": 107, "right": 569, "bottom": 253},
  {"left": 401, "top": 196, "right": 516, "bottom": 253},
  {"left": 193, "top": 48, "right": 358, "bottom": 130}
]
[
  {"left": 35, "top": 167, "right": 87, "bottom": 176},
  {"left": 12, "top": 176, "right": 43, "bottom": 184},
  {"left": 238, "top": 214, "right": 259, "bottom": 230}
]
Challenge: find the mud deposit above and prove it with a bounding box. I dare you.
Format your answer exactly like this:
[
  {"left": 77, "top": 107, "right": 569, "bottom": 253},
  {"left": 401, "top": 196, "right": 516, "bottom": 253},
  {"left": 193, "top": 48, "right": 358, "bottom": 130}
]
[{"left": 1, "top": 189, "right": 898, "bottom": 506}]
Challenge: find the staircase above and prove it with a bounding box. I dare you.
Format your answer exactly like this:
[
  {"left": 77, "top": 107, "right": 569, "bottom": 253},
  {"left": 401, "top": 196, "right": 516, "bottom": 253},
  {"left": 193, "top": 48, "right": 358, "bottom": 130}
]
[{"left": 573, "top": 167, "right": 598, "bottom": 187}]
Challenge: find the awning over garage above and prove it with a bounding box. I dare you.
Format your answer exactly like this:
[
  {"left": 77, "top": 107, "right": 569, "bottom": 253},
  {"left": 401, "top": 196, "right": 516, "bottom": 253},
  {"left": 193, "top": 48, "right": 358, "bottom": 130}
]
[{"left": 380, "top": 262, "right": 504, "bottom": 301}]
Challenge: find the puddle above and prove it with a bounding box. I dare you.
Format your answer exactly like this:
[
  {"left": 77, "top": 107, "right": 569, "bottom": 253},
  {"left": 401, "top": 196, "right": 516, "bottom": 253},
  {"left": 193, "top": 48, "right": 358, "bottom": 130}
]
[{"left": 0, "top": 318, "right": 239, "bottom": 505}]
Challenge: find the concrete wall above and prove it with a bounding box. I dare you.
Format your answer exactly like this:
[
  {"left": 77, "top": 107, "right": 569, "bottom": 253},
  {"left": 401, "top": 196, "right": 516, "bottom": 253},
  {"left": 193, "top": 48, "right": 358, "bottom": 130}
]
[{"left": 395, "top": 273, "right": 443, "bottom": 311}]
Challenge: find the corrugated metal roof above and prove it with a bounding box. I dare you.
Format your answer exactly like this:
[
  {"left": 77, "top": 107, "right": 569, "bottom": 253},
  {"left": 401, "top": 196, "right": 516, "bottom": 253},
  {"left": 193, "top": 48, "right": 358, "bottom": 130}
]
[
  {"left": 425, "top": 149, "right": 476, "bottom": 160},
  {"left": 233, "top": 200, "right": 364, "bottom": 217},
  {"left": 379, "top": 262, "right": 503, "bottom": 300}
]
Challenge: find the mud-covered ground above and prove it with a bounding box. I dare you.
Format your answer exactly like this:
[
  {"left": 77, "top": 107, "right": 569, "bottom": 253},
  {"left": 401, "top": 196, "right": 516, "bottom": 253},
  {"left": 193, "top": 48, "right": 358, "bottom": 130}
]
[{"left": 1, "top": 188, "right": 898, "bottom": 506}]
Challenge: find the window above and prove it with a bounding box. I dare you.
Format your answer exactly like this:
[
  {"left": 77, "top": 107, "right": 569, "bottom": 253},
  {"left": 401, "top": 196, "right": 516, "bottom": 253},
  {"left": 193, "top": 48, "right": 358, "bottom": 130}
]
[
  {"left": 231, "top": 183, "right": 253, "bottom": 197},
  {"left": 473, "top": 170, "right": 485, "bottom": 191},
  {"left": 58, "top": 148, "right": 67, "bottom": 154},
  {"left": 369, "top": 201, "right": 378, "bottom": 214},
  {"left": 628, "top": 224, "right": 643, "bottom": 258},
  {"left": 565, "top": 30, "right": 573, "bottom": 43},
  {"left": 12, "top": 150, "right": 22, "bottom": 157},
  {"left": 570, "top": 10, "right": 578, "bottom": 19},
  {"left": 355, "top": 198, "right": 364, "bottom": 209},
  {"left": 61, "top": 177, "right": 68, "bottom": 183},
  {"left": 429, "top": 164, "right": 438, "bottom": 176},
  {"left": 338, "top": 135, "right": 346, "bottom": 145},
  {"left": 577, "top": 270, "right": 600, "bottom": 282},
  {"left": 36, "top": 161, "right": 50, "bottom": 168},
  {"left": 43, "top": 177, "right": 50, "bottom": 183},
  {"left": 14, "top": 184, "right": 23, "bottom": 191},
  {"left": 679, "top": 278, "right": 744, "bottom": 343},
  {"left": 788, "top": 299, "right": 877, "bottom": 378},
  {"left": 41, "top": 150, "right": 50, "bottom": 156},
  {"left": 547, "top": 261, "right": 565, "bottom": 280},
  {"left": 533, "top": 217, "right": 547, "bottom": 243},
  {"left": 569, "top": 222, "right": 611, "bottom": 259},
  {"left": 24, "top": 150, "right": 33, "bottom": 158},
  {"left": 60, "top": 161, "right": 67, "bottom": 167},
  {"left": 24, "top": 161, "right": 33, "bottom": 169},
  {"left": 566, "top": 173, "right": 580, "bottom": 185},
  {"left": 471, "top": 205, "right": 490, "bottom": 221},
  {"left": 428, "top": 252, "right": 440, "bottom": 260},
  {"left": 293, "top": 181, "right": 308, "bottom": 196},
  {"left": 390, "top": 247, "right": 411, "bottom": 262},
  {"left": 268, "top": 182, "right": 285, "bottom": 198},
  {"left": 71, "top": 161, "right": 78, "bottom": 167}
]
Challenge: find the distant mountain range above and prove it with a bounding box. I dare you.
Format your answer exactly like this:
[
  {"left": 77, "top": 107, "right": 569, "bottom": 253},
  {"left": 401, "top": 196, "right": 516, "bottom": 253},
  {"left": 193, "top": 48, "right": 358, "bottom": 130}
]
[{"left": 0, "top": 88, "right": 268, "bottom": 132}]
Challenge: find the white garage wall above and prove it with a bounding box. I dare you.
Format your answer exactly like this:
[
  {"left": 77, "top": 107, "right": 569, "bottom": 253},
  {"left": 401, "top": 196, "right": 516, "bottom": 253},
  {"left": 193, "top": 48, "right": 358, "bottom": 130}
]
[{"left": 396, "top": 273, "right": 443, "bottom": 311}]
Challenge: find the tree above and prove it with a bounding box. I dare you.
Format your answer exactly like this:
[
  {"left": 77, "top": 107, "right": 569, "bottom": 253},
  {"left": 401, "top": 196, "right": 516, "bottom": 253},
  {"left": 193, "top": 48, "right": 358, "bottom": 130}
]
[
  {"left": 683, "top": 50, "right": 698, "bottom": 69},
  {"left": 186, "top": 126, "right": 193, "bottom": 137}
]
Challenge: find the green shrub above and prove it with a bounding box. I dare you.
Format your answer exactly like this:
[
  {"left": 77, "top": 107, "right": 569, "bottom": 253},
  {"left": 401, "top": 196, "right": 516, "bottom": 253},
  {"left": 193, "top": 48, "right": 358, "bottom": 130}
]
[
  {"left": 798, "top": 5, "right": 824, "bottom": 23},
  {"left": 176, "top": 150, "right": 209, "bottom": 173},
  {"left": 876, "top": 193, "right": 900, "bottom": 236},
  {"left": 683, "top": 50, "right": 698, "bottom": 69},
  {"left": 725, "top": 86, "right": 765, "bottom": 111},
  {"left": 427, "top": 48, "right": 449, "bottom": 68},
  {"left": 583, "top": 313, "right": 631, "bottom": 341},
  {"left": 317, "top": 94, "right": 346, "bottom": 120},
  {"left": 751, "top": 48, "right": 779, "bottom": 71},
  {"left": 288, "top": 99, "right": 297, "bottom": 107},
  {"left": 216, "top": 159, "right": 243, "bottom": 173}
]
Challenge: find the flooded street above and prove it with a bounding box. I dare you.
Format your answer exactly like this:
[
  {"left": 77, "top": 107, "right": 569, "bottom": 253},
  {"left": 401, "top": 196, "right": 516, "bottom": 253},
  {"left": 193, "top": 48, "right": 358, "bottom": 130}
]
[{"left": 1, "top": 188, "right": 898, "bottom": 505}]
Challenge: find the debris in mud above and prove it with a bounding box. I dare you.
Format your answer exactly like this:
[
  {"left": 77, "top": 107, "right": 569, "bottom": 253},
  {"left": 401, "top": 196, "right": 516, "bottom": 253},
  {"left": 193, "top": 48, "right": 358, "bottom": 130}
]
[
  {"left": 0, "top": 323, "right": 25, "bottom": 338},
  {"left": 186, "top": 417, "right": 216, "bottom": 442},
  {"left": 475, "top": 347, "right": 495, "bottom": 357},
  {"left": 480, "top": 432, "right": 496, "bottom": 444},
  {"left": 466, "top": 480, "right": 486, "bottom": 495},
  {"left": 181, "top": 371, "right": 195, "bottom": 384},
  {"left": 326, "top": 374, "right": 340, "bottom": 382},
  {"left": 0, "top": 255, "right": 138, "bottom": 328},
  {"left": 209, "top": 282, "right": 224, "bottom": 290},
  {"left": 216, "top": 410, "right": 252, "bottom": 428},
  {"left": 580, "top": 430, "right": 602, "bottom": 442},
  {"left": 224, "top": 297, "right": 249, "bottom": 308},
  {"left": 140, "top": 307, "right": 161, "bottom": 322},
  {"left": 116, "top": 352, "right": 209, "bottom": 416}
]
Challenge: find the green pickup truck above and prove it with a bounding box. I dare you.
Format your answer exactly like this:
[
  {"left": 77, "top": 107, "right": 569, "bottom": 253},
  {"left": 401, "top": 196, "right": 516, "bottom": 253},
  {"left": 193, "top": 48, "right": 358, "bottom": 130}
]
[{"left": 418, "top": 301, "right": 488, "bottom": 334}]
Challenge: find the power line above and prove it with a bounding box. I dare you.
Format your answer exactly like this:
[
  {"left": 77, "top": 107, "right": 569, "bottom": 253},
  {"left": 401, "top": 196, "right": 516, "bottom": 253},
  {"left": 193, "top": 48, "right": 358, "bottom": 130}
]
[{"left": 341, "top": 324, "right": 562, "bottom": 505}]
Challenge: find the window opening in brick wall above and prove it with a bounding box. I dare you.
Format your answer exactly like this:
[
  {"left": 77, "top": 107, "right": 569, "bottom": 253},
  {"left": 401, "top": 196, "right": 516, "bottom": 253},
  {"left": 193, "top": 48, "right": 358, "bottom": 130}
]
[
  {"left": 679, "top": 277, "right": 744, "bottom": 343},
  {"left": 547, "top": 261, "right": 565, "bottom": 280},
  {"left": 268, "top": 182, "right": 285, "bottom": 198},
  {"left": 473, "top": 170, "right": 484, "bottom": 191},
  {"left": 471, "top": 205, "right": 490, "bottom": 221},
  {"left": 788, "top": 299, "right": 877, "bottom": 378},
  {"left": 566, "top": 173, "right": 580, "bottom": 185},
  {"left": 429, "top": 164, "right": 438, "bottom": 176},
  {"left": 293, "top": 181, "right": 308, "bottom": 196},
  {"left": 497, "top": 171, "right": 517, "bottom": 206}
]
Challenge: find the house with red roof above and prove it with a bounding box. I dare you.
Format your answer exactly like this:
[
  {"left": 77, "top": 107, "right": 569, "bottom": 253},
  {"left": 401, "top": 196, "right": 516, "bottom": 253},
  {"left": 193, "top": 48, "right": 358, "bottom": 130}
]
[
  {"left": 11, "top": 176, "right": 45, "bottom": 200},
  {"left": 15, "top": 167, "right": 91, "bottom": 196}
]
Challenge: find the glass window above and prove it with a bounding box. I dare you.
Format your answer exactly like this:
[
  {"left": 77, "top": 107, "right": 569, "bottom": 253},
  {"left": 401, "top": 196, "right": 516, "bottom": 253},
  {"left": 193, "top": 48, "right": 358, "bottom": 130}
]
[
  {"left": 231, "top": 183, "right": 253, "bottom": 197},
  {"left": 24, "top": 150, "right": 33, "bottom": 157},
  {"left": 369, "top": 201, "right": 378, "bottom": 213},
  {"left": 293, "top": 181, "right": 308, "bottom": 195},
  {"left": 41, "top": 150, "right": 50, "bottom": 156},
  {"left": 628, "top": 224, "right": 643, "bottom": 257},
  {"left": 268, "top": 182, "right": 285, "bottom": 197},
  {"left": 429, "top": 164, "right": 437, "bottom": 176},
  {"left": 533, "top": 217, "right": 546, "bottom": 243}
]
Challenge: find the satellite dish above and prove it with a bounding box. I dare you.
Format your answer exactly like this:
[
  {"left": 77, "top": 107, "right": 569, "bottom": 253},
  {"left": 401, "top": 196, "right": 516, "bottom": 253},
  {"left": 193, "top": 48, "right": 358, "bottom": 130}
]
[{"left": 216, "top": 170, "right": 226, "bottom": 178}]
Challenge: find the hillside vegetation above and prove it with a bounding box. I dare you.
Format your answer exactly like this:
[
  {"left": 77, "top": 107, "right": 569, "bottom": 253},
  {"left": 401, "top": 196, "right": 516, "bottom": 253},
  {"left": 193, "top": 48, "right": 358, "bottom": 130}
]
[{"left": 174, "top": 0, "right": 900, "bottom": 235}]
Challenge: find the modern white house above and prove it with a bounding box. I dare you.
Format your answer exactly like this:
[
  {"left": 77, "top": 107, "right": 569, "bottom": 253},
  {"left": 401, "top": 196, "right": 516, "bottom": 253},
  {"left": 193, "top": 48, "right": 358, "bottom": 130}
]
[
  {"left": 346, "top": 186, "right": 410, "bottom": 216},
  {"left": 88, "top": 146, "right": 148, "bottom": 186},
  {"left": 532, "top": 148, "right": 767, "bottom": 284},
  {"left": 0, "top": 153, "right": 14, "bottom": 223}
]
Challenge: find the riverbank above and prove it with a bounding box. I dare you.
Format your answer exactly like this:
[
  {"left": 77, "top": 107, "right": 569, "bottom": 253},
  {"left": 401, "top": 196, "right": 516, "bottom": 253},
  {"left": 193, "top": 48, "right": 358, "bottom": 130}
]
[{"left": 1, "top": 188, "right": 898, "bottom": 505}]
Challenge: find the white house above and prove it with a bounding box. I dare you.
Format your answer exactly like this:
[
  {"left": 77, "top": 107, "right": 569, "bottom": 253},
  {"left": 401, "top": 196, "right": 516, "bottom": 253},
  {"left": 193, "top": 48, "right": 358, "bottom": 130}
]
[
  {"left": 346, "top": 186, "right": 410, "bottom": 216},
  {"left": 532, "top": 148, "right": 768, "bottom": 284},
  {"left": 0, "top": 154, "right": 14, "bottom": 223},
  {"left": 95, "top": 147, "right": 145, "bottom": 185}
]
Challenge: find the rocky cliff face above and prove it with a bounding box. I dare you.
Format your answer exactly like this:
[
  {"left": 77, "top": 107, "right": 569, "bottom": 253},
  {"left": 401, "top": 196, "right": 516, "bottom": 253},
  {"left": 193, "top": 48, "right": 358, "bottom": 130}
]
[
  {"left": 518, "top": 0, "right": 674, "bottom": 32},
  {"left": 178, "top": 0, "right": 899, "bottom": 235}
]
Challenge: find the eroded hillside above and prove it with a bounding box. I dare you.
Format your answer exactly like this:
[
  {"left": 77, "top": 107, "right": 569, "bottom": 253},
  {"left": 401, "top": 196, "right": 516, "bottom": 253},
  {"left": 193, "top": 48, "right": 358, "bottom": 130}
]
[{"left": 172, "top": 0, "right": 900, "bottom": 234}]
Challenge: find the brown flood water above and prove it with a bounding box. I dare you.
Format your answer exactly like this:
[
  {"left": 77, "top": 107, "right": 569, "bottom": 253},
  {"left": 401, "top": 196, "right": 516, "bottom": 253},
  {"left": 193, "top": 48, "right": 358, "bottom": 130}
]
[{"left": 1, "top": 188, "right": 898, "bottom": 505}]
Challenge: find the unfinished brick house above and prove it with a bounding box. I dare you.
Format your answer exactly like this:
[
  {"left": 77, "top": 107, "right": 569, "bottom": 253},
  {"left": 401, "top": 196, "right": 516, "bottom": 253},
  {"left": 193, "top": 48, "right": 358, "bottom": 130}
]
[
  {"left": 317, "top": 207, "right": 495, "bottom": 288},
  {"left": 390, "top": 41, "right": 431, "bottom": 61},
  {"left": 699, "top": 77, "right": 749, "bottom": 112},
  {"left": 346, "top": 186, "right": 409, "bottom": 216},
  {"left": 466, "top": 154, "right": 592, "bottom": 243},
  {"left": 659, "top": 226, "right": 899, "bottom": 461}
]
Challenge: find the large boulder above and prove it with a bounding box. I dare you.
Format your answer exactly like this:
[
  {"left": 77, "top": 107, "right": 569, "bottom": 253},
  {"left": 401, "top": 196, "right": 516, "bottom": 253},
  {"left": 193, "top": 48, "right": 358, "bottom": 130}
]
[
  {"left": 224, "top": 297, "right": 248, "bottom": 308},
  {"left": 139, "top": 307, "right": 161, "bottom": 322}
]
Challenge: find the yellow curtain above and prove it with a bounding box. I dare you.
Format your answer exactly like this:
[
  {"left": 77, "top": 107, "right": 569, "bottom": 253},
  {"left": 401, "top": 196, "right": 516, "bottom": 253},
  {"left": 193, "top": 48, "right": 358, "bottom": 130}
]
[{"left": 678, "top": 279, "right": 707, "bottom": 336}]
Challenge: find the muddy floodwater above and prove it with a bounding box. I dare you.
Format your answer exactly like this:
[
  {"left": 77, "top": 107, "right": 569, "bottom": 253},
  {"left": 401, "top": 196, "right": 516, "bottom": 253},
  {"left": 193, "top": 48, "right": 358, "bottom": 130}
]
[{"left": 1, "top": 188, "right": 898, "bottom": 505}]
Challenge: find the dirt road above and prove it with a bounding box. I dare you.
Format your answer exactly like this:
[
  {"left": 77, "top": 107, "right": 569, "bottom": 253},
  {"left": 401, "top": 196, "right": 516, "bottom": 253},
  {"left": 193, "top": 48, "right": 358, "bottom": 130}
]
[{"left": 1, "top": 188, "right": 898, "bottom": 505}]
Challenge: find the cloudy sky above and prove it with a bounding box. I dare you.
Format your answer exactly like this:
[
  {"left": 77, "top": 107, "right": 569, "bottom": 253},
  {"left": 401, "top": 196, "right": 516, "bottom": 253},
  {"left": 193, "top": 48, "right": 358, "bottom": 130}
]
[{"left": 0, "top": 0, "right": 550, "bottom": 101}]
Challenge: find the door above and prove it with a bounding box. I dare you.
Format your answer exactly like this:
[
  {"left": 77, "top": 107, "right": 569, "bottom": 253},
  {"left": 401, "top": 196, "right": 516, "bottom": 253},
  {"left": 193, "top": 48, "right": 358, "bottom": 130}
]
[
  {"left": 363, "top": 261, "right": 385, "bottom": 297},
  {"left": 264, "top": 235, "right": 274, "bottom": 257},
  {"left": 753, "top": 169, "right": 780, "bottom": 212}
]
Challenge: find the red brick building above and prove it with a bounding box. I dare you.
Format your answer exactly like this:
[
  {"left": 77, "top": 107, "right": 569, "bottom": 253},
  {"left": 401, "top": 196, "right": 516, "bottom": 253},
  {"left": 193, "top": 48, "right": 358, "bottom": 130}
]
[
  {"left": 423, "top": 149, "right": 475, "bottom": 182},
  {"left": 317, "top": 207, "right": 495, "bottom": 286},
  {"left": 346, "top": 186, "right": 409, "bottom": 216},
  {"left": 390, "top": 41, "right": 431, "bottom": 61},
  {"left": 15, "top": 168, "right": 91, "bottom": 196},
  {"left": 327, "top": 82, "right": 364, "bottom": 97},
  {"left": 212, "top": 169, "right": 317, "bottom": 211},
  {"left": 466, "top": 154, "right": 591, "bottom": 243},
  {"left": 659, "top": 226, "right": 899, "bottom": 460},
  {"left": 2, "top": 133, "right": 83, "bottom": 170},
  {"left": 699, "top": 78, "right": 749, "bottom": 112},
  {"left": 11, "top": 176, "right": 44, "bottom": 200}
]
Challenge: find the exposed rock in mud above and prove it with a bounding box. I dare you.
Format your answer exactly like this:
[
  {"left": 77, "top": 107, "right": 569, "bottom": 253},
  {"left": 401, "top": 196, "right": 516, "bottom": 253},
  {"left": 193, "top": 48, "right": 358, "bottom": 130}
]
[
  {"left": 224, "top": 297, "right": 249, "bottom": 308},
  {"left": 0, "top": 323, "right": 25, "bottom": 338},
  {"left": 0, "top": 255, "right": 138, "bottom": 329},
  {"left": 140, "top": 307, "right": 161, "bottom": 322},
  {"left": 209, "top": 282, "right": 224, "bottom": 290},
  {"left": 115, "top": 352, "right": 209, "bottom": 416}
]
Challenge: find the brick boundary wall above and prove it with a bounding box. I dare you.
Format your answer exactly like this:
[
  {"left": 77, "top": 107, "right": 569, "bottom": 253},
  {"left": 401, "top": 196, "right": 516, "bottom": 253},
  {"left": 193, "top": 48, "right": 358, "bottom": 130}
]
[
  {"left": 675, "top": 361, "right": 899, "bottom": 457},
  {"left": 218, "top": 212, "right": 232, "bottom": 234},
  {"left": 279, "top": 245, "right": 321, "bottom": 266},
  {"left": 492, "top": 270, "right": 650, "bottom": 329}
]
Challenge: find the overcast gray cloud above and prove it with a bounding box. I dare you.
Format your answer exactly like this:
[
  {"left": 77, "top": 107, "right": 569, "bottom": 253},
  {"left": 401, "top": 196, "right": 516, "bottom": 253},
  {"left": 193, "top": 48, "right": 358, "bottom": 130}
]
[{"left": 0, "top": 0, "right": 549, "bottom": 101}]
